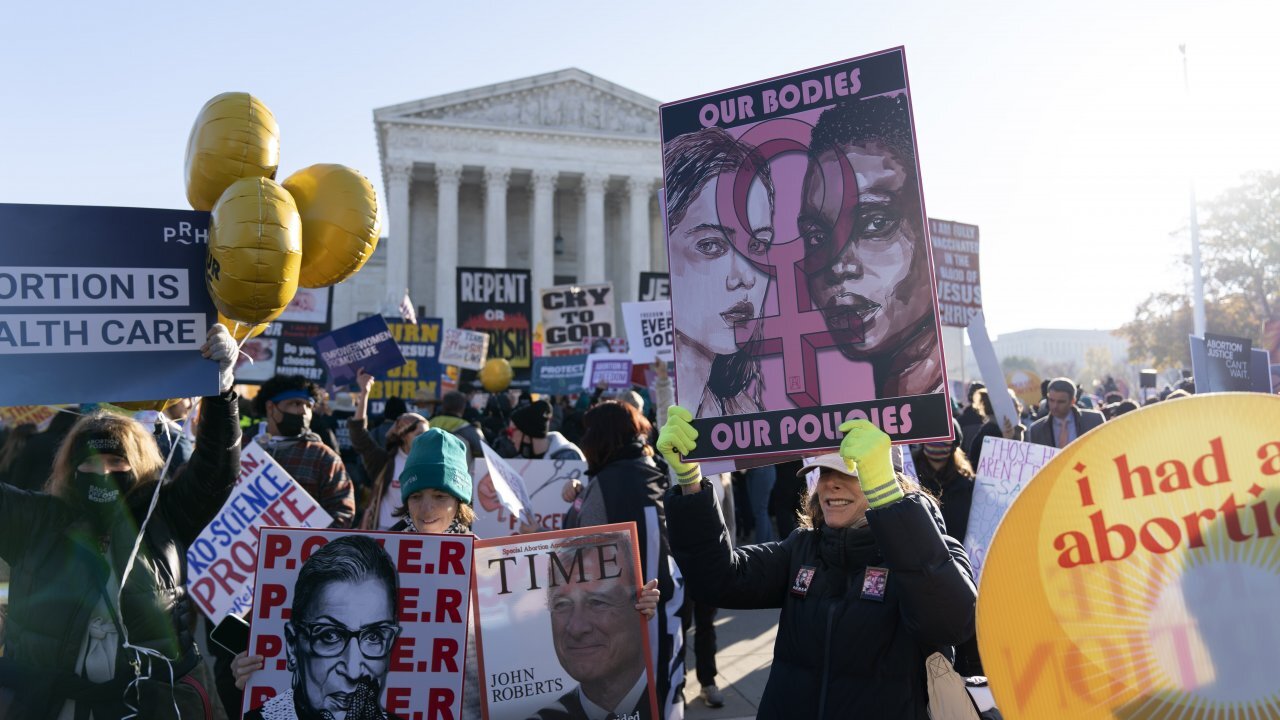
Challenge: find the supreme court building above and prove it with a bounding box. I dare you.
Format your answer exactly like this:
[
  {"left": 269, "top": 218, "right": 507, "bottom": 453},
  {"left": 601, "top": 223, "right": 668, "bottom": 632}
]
[{"left": 333, "top": 69, "right": 665, "bottom": 327}]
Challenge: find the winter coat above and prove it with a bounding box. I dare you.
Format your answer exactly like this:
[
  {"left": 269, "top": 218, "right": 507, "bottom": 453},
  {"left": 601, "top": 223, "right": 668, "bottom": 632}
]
[
  {"left": 347, "top": 416, "right": 399, "bottom": 530},
  {"left": 666, "top": 484, "right": 976, "bottom": 720},
  {"left": 0, "top": 391, "right": 240, "bottom": 720}
]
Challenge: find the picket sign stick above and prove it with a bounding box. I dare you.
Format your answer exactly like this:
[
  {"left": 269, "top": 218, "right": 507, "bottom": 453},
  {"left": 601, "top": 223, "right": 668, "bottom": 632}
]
[{"left": 966, "top": 312, "right": 1019, "bottom": 434}]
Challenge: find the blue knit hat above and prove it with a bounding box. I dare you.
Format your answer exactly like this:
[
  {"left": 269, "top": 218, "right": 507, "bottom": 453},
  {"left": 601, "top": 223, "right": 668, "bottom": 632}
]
[{"left": 400, "top": 429, "right": 472, "bottom": 505}]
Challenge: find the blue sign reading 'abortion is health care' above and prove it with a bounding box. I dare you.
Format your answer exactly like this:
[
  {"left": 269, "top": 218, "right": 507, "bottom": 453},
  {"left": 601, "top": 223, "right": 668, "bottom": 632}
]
[{"left": 0, "top": 204, "right": 219, "bottom": 406}]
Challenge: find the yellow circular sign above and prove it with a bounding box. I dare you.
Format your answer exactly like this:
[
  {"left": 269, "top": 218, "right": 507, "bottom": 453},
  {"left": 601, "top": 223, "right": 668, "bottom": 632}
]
[{"left": 978, "top": 393, "right": 1280, "bottom": 719}]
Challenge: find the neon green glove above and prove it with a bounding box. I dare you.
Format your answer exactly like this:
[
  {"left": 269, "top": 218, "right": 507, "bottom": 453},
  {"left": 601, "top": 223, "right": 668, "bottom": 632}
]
[
  {"left": 657, "top": 406, "right": 702, "bottom": 485},
  {"left": 838, "top": 419, "right": 903, "bottom": 509}
]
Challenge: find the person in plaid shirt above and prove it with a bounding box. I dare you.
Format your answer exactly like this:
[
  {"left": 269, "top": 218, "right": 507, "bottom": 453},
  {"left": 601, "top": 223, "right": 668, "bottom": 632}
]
[{"left": 252, "top": 374, "right": 356, "bottom": 528}]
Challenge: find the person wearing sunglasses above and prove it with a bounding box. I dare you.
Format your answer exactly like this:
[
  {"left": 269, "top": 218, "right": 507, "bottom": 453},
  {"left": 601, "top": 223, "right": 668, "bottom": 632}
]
[{"left": 244, "top": 534, "right": 405, "bottom": 720}]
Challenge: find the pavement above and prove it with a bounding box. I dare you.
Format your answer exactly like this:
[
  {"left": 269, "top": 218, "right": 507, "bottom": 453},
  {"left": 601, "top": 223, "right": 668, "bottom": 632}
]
[{"left": 680, "top": 607, "right": 777, "bottom": 720}]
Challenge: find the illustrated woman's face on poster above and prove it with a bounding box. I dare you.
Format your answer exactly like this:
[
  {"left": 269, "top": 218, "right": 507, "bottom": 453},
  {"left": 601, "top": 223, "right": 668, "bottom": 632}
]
[
  {"left": 669, "top": 172, "right": 773, "bottom": 356},
  {"left": 285, "top": 576, "right": 399, "bottom": 719},
  {"left": 799, "top": 140, "right": 930, "bottom": 359}
]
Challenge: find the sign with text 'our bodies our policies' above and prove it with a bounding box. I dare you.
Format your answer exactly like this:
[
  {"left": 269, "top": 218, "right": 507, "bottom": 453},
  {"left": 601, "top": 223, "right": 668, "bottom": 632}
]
[
  {"left": 661, "top": 48, "right": 952, "bottom": 461},
  {"left": 0, "top": 204, "right": 218, "bottom": 405}
]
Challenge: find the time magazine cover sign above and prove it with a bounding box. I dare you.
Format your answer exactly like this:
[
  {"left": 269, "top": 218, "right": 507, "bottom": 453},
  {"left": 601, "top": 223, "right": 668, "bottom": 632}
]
[
  {"left": 242, "top": 528, "right": 473, "bottom": 720},
  {"left": 660, "top": 47, "right": 952, "bottom": 461},
  {"left": 472, "top": 524, "right": 657, "bottom": 720}
]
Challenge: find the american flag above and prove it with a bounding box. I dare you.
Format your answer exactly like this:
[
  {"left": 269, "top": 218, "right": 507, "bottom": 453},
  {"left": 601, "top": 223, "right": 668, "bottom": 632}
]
[{"left": 397, "top": 288, "right": 416, "bottom": 325}]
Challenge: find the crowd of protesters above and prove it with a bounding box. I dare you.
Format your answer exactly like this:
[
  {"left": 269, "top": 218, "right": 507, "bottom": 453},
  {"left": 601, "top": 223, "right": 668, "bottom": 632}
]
[{"left": 0, "top": 338, "right": 1207, "bottom": 719}]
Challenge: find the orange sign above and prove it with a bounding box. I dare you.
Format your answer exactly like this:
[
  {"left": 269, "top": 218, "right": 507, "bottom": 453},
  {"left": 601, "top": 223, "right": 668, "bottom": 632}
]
[
  {"left": 0, "top": 405, "right": 59, "bottom": 431},
  {"left": 978, "top": 393, "right": 1280, "bottom": 718},
  {"left": 1004, "top": 369, "right": 1041, "bottom": 410}
]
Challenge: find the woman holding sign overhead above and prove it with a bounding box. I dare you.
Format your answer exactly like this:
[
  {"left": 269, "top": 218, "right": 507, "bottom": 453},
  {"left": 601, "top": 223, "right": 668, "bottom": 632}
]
[
  {"left": 658, "top": 407, "right": 978, "bottom": 719},
  {"left": 0, "top": 324, "right": 240, "bottom": 720}
]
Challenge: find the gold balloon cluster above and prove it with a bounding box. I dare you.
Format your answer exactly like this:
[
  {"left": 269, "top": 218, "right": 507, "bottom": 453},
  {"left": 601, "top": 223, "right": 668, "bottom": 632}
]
[{"left": 184, "top": 92, "right": 381, "bottom": 330}]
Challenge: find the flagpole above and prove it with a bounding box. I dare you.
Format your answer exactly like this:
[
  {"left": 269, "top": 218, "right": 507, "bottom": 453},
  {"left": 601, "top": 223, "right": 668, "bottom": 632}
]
[{"left": 1181, "top": 43, "right": 1207, "bottom": 337}]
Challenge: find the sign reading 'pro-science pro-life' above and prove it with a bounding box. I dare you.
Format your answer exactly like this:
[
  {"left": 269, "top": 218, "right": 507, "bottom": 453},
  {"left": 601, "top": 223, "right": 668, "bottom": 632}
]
[{"left": 0, "top": 204, "right": 219, "bottom": 405}]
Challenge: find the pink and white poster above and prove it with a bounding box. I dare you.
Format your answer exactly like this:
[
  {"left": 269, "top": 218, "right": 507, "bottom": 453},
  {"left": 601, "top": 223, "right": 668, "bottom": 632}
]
[
  {"left": 660, "top": 47, "right": 953, "bottom": 460},
  {"left": 242, "top": 528, "right": 472, "bottom": 720}
]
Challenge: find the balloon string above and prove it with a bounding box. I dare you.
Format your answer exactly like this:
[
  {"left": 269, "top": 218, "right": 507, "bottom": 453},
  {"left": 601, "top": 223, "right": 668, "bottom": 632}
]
[{"left": 234, "top": 321, "right": 256, "bottom": 365}]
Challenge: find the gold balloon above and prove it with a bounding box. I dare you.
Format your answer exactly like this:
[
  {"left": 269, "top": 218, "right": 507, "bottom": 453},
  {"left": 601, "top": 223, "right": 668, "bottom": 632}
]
[
  {"left": 479, "top": 358, "right": 514, "bottom": 393},
  {"left": 184, "top": 92, "right": 281, "bottom": 211},
  {"left": 207, "top": 177, "right": 302, "bottom": 325},
  {"left": 110, "top": 398, "right": 181, "bottom": 413},
  {"left": 217, "top": 311, "right": 272, "bottom": 342},
  {"left": 282, "top": 164, "right": 381, "bottom": 288}
]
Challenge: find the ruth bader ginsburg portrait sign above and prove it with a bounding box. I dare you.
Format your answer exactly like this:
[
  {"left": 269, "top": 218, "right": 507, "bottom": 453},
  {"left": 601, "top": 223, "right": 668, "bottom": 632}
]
[
  {"left": 660, "top": 47, "right": 954, "bottom": 462},
  {"left": 471, "top": 524, "right": 658, "bottom": 720},
  {"left": 242, "top": 528, "right": 473, "bottom": 720}
]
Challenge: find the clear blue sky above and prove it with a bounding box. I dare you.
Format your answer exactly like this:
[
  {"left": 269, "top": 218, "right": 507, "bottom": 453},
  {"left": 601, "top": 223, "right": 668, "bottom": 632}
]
[{"left": 2, "top": 0, "right": 1275, "bottom": 336}]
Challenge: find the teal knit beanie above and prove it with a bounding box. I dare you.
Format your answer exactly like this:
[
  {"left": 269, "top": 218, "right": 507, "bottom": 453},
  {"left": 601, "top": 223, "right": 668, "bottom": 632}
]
[{"left": 400, "top": 428, "right": 472, "bottom": 505}]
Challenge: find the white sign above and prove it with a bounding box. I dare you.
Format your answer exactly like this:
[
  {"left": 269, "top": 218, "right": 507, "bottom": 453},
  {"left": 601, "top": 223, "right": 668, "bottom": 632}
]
[
  {"left": 964, "top": 436, "right": 1058, "bottom": 582},
  {"left": 471, "top": 457, "right": 587, "bottom": 538},
  {"left": 185, "top": 442, "right": 332, "bottom": 620},
  {"left": 540, "top": 283, "right": 614, "bottom": 356},
  {"left": 440, "top": 327, "right": 489, "bottom": 370},
  {"left": 622, "top": 300, "right": 674, "bottom": 364},
  {"left": 967, "top": 311, "right": 1019, "bottom": 434}
]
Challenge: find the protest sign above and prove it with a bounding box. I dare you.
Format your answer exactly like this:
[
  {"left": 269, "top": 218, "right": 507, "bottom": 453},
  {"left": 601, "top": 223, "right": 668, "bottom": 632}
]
[
  {"left": 929, "top": 218, "right": 981, "bottom": 327},
  {"left": 584, "top": 354, "right": 633, "bottom": 389},
  {"left": 531, "top": 355, "right": 589, "bottom": 396},
  {"left": 479, "top": 442, "right": 534, "bottom": 521},
  {"left": 540, "top": 283, "right": 615, "bottom": 356},
  {"left": 186, "top": 442, "right": 332, "bottom": 621},
  {"left": 0, "top": 404, "right": 59, "bottom": 431},
  {"left": 583, "top": 336, "right": 628, "bottom": 355},
  {"left": 638, "top": 272, "right": 670, "bottom": 302},
  {"left": 243, "top": 527, "right": 473, "bottom": 719},
  {"left": 978, "top": 394, "right": 1280, "bottom": 718},
  {"left": 0, "top": 203, "right": 218, "bottom": 405},
  {"left": 1189, "top": 332, "right": 1265, "bottom": 393},
  {"left": 234, "top": 287, "right": 334, "bottom": 385},
  {"left": 661, "top": 48, "right": 952, "bottom": 461},
  {"left": 458, "top": 267, "right": 532, "bottom": 369},
  {"left": 963, "top": 436, "right": 1058, "bottom": 582},
  {"left": 369, "top": 319, "right": 444, "bottom": 415},
  {"left": 312, "top": 315, "right": 406, "bottom": 385},
  {"left": 471, "top": 457, "right": 587, "bottom": 537},
  {"left": 1005, "top": 368, "right": 1042, "bottom": 409},
  {"left": 623, "top": 300, "right": 674, "bottom": 364},
  {"left": 440, "top": 327, "right": 489, "bottom": 370},
  {"left": 966, "top": 312, "right": 1018, "bottom": 433},
  {"left": 472, "top": 524, "right": 658, "bottom": 720}
]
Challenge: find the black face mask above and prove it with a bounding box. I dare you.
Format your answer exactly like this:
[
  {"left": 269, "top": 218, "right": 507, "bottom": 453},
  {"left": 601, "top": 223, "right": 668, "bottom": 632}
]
[
  {"left": 275, "top": 410, "right": 309, "bottom": 437},
  {"left": 74, "top": 470, "right": 134, "bottom": 532}
]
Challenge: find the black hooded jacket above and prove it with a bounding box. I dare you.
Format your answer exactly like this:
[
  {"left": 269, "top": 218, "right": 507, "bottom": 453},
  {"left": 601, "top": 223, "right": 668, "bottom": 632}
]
[
  {"left": 666, "top": 484, "right": 976, "bottom": 720},
  {"left": 0, "top": 391, "right": 240, "bottom": 719}
]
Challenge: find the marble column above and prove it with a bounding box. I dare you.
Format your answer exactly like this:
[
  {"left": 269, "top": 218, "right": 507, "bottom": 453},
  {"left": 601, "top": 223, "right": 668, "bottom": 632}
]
[
  {"left": 529, "top": 169, "right": 558, "bottom": 298},
  {"left": 581, "top": 172, "right": 607, "bottom": 284},
  {"left": 385, "top": 160, "right": 413, "bottom": 302},
  {"left": 626, "top": 177, "right": 653, "bottom": 301},
  {"left": 483, "top": 166, "right": 510, "bottom": 268},
  {"left": 434, "top": 163, "right": 462, "bottom": 323}
]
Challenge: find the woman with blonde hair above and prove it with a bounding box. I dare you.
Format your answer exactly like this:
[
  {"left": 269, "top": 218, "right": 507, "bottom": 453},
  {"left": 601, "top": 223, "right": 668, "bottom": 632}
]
[{"left": 0, "top": 325, "right": 239, "bottom": 719}]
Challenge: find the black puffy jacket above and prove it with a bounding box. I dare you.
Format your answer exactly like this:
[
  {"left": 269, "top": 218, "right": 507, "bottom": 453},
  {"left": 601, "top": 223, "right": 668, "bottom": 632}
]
[
  {"left": 667, "top": 484, "right": 976, "bottom": 720},
  {"left": 0, "top": 391, "right": 240, "bottom": 719}
]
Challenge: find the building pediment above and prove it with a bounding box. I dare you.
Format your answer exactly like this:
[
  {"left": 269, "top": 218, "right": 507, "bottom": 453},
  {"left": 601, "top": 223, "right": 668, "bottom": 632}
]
[{"left": 375, "top": 68, "right": 659, "bottom": 139}]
